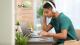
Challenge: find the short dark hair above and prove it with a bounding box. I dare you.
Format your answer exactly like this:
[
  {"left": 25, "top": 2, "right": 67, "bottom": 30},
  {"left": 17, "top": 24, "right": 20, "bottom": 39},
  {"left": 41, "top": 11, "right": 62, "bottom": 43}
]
[
  {"left": 43, "top": 1, "right": 56, "bottom": 9},
  {"left": 43, "top": 3, "right": 52, "bottom": 9}
]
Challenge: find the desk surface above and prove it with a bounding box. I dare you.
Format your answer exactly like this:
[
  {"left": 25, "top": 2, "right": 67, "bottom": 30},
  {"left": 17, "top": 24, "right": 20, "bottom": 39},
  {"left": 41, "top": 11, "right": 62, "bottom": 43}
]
[
  {"left": 28, "top": 32, "right": 56, "bottom": 44},
  {"left": 28, "top": 30, "right": 56, "bottom": 45},
  {"left": 29, "top": 31, "right": 55, "bottom": 43},
  {"left": 29, "top": 37, "right": 55, "bottom": 43}
]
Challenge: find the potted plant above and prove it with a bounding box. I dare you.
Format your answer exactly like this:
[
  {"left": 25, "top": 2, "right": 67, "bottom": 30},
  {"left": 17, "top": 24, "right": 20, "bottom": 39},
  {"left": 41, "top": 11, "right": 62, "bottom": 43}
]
[
  {"left": 37, "top": 6, "right": 43, "bottom": 18},
  {"left": 15, "top": 32, "right": 29, "bottom": 45},
  {"left": 37, "top": 0, "right": 44, "bottom": 18},
  {"left": 15, "top": 20, "right": 30, "bottom": 45}
]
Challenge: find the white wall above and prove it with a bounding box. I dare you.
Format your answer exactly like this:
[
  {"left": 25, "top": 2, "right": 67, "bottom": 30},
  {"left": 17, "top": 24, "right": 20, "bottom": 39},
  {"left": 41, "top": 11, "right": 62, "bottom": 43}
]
[{"left": 0, "top": 0, "right": 14, "bottom": 45}]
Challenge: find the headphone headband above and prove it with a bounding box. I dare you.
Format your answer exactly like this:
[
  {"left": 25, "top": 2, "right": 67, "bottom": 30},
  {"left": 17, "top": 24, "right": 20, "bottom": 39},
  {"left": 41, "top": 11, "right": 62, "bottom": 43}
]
[{"left": 43, "top": 1, "right": 56, "bottom": 12}]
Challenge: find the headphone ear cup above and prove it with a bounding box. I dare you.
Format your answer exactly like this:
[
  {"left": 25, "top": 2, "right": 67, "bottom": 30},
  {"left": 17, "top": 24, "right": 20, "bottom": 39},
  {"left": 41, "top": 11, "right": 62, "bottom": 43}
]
[{"left": 52, "top": 8, "right": 56, "bottom": 12}]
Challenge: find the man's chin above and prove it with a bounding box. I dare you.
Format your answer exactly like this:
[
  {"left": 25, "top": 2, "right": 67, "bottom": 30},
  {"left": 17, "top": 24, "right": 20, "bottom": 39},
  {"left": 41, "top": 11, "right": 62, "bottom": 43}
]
[{"left": 47, "top": 16, "right": 51, "bottom": 18}]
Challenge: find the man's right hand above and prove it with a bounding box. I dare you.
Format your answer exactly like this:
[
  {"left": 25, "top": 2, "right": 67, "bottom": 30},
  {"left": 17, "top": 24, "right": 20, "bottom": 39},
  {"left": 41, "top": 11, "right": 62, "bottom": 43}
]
[{"left": 38, "top": 30, "right": 48, "bottom": 37}]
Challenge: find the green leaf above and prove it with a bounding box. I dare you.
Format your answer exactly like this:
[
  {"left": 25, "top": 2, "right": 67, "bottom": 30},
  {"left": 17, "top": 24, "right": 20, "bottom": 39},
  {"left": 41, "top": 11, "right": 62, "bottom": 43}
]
[
  {"left": 16, "top": 32, "right": 29, "bottom": 45},
  {"left": 16, "top": 20, "right": 20, "bottom": 25},
  {"left": 37, "top": 6, "right": 43, "bottom": 17}
]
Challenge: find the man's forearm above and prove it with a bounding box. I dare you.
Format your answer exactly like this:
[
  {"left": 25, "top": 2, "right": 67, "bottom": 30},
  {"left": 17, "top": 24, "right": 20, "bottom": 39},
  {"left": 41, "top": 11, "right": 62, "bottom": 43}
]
[
  {"left": 42, "top": 16, "right": 47, "bottom": 31},
  {"left": 48, "top": 33, "right": 67, "bottom": 39},
  {"left": 42, "top": 16, "right": 53, "bottom": 32}
]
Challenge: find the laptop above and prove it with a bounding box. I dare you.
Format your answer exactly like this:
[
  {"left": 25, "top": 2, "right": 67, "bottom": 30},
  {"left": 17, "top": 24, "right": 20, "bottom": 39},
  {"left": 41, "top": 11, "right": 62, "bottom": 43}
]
[{"left": 20, "top": 24, "right": 32, "bottom": 37}]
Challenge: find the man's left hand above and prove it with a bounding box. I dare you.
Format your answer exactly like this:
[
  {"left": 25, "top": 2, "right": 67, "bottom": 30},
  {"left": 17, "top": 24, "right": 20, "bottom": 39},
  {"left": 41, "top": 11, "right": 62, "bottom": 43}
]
[{"left": 39, "top": 31, "right": 50, "bottom": 37}]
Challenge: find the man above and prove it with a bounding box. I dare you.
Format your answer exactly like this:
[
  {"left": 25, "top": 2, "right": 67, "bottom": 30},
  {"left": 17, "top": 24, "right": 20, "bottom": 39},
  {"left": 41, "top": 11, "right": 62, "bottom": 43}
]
[{"left": 39, "top": 1, "right": 77, "bottom": 45}]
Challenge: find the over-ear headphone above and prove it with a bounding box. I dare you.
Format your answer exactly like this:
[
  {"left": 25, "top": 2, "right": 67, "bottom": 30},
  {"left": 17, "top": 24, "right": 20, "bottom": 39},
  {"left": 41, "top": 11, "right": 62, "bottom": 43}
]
[{"left": 43, "top": 1, "right": 57, "bottom": 12}]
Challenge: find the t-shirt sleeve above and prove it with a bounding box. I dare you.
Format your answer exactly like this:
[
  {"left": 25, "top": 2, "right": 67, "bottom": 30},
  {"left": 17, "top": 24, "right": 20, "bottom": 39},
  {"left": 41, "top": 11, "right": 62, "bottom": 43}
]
[
  {"left": 60, "top": 18, "right": 70, "bottom": 30},
  {"left": 49, "top": 18, "right": 54, "bottom": 27}
]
